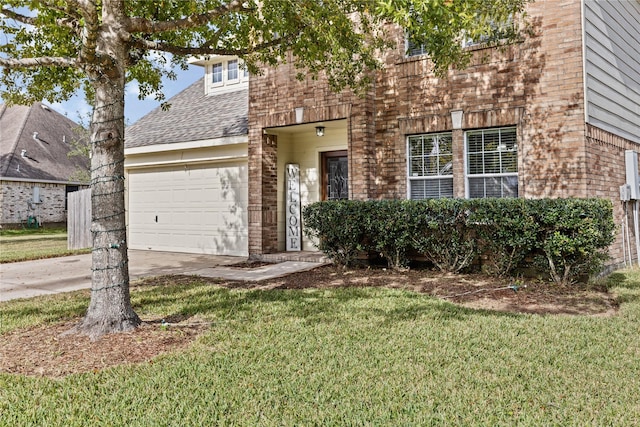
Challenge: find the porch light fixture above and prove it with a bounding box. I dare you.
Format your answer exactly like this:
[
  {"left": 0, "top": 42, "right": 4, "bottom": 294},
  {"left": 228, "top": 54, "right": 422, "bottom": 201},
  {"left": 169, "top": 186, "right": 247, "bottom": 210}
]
[{"left": 315, "top": 126, "right": 325, "bottom": 137}]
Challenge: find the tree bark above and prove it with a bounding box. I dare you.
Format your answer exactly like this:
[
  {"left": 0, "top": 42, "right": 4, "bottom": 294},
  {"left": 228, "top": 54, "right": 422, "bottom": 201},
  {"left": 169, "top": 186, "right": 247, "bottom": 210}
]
[{"left": 73, "top": 0, "right": 141, "bottom": 339}]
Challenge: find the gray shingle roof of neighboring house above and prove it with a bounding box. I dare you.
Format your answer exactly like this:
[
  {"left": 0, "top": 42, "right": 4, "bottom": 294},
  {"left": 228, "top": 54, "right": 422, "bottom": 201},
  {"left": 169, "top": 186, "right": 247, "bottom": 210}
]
[
  {"left": 0, "top": 102, "right": 89, "bottom": 183},
  {"left": 125, "top": 79, "right": 248, "bottom": 149}
]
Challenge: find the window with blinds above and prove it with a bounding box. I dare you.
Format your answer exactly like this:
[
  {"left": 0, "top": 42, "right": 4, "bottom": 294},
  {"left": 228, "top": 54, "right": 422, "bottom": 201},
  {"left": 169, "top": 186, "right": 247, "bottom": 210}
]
[
  {"left": 406, "top": 38, "right": 428, "bottom": 57},
  {"left": 463, "top": 15, "right": 515, "bottom": 48},
  {"left": 408, "top": 132, "right": 454, "bottom": 199},
  {"left": 466, "top": 127, "right": 518, "bottom": 198}
]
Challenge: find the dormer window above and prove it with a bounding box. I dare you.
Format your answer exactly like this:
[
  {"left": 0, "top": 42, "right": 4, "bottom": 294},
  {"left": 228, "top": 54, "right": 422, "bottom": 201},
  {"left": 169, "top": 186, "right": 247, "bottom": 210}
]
[
  {"left": 212, "top": 63, "right": 223, "bottom": 84},
  {"left": 191, "top": 55, "right": 249, "bottom": 95},
  {"left": 228, "top": 59, "right": 238, "bottom": 82}
]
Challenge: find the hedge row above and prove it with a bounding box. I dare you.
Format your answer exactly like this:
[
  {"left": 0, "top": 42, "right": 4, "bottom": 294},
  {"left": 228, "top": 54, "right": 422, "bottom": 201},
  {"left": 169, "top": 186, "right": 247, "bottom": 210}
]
[{"left": 303, "top": 198, "right": 616, "bottom": 284}]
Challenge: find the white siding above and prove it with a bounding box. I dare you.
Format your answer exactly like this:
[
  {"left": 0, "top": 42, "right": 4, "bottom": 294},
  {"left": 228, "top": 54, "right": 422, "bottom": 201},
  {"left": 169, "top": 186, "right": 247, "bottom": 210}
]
[{"left": 583, "top": 0, "right": 640, "bottom": 143}]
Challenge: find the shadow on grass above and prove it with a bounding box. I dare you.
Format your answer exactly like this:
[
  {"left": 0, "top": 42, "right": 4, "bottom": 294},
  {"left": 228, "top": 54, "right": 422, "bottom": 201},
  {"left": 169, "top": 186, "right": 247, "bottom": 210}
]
[
  {"left": 607, "top": 271, "right": 640, "bottom": 305},
  {"left": 0, "top": 291, "right": 90, "bottom": 333},
  {"left": 131, "top": 279, "right": 520, "bottom": 329}
]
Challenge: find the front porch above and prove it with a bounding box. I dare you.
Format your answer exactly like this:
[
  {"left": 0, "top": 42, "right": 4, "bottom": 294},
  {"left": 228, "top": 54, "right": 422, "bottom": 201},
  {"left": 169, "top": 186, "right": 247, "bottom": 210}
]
[
  {"left": 249, "top": 118, "right": 350, "bottom": 256},
  {"left": 255, "top": 251, "right": 329, "bottom": 264}
]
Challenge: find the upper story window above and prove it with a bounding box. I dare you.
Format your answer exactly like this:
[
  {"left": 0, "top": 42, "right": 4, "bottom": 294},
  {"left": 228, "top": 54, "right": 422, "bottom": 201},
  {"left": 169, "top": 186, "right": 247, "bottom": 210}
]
[
  {"left": 408, "top": 132, "right": 454, "bottom": 199},
  {"left": 405, "top": 14, "right": 516, "bottom": 57},
  {"left": 203, "top": 56, "right": 249, "bottom": 95},
  {"left": 227, "top": 59, "right": 238, "bottom": 81},
  {"left": 466, "top": 127, "right": 518, "bottom": 198},
  {"left": 463, "top": 15, "right": 515, "bottom": 48},
  {"left": 406, "top": 38, "right": 428, "bottom": 57},
  {"left": 212, "top": 62, "right": 223, "bottom": 84}
]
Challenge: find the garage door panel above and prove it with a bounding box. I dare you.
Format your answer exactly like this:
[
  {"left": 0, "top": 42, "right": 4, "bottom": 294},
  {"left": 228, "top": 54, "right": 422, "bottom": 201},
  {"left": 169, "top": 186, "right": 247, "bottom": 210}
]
[{"left": 128, "top": 161, "right": 248, "bottom": 256}]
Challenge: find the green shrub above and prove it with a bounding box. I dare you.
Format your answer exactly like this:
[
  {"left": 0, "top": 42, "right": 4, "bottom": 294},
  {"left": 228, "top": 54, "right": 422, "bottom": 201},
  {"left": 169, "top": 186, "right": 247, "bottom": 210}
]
[
  {"left": 469, "top": 198, "right": 538, "bottom": 277},
  {"left": 303, "top": 198, "right": 616, "bottom": 283},
  {"left": 364, "top": 200, "right": 416, "bottom": 270},
  {"left": 303, "top": 201, "right": 368, "bottom": 267},
  {"left": 410, "top": 199, "right": 477, "bottom": 273},
  {"left": 529, "top": 198, "right": 616, "bottom": 285}
]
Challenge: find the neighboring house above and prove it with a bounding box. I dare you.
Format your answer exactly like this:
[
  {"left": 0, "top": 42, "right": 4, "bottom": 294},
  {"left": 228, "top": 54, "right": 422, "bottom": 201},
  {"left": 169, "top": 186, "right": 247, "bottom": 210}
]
[
  {"left": 0, "top": 102, "right": 89, "bottom": 227},
  {"left": 247, "top": 0, "right": 640, "bottom": 265},
  {"left": 124, "top": 56, "right": 249, "bottom": 256}
]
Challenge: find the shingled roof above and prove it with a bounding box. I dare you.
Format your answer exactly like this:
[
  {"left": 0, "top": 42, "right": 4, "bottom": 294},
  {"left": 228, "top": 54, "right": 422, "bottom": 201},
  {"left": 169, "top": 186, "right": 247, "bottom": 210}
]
[
  {"left": 125, "top": 78, "right": 248, "bottom": 149},
  {"left": 0, "top": 103, "right": 89, "bottom": 183}
]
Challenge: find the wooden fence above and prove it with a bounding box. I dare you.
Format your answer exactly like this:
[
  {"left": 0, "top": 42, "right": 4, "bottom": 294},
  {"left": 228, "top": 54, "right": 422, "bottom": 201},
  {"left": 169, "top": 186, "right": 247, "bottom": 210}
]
[{"left": 67, "top": 188, "right": 92, "bottom": 249}]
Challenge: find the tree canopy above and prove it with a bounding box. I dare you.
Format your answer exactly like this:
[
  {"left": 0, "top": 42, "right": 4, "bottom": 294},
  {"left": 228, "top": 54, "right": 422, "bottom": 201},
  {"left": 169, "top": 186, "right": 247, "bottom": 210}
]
[
  {"left": 1, "top": 0, "right": 528, "bottom": 105},
  {"left": 1, "top": 0, "right": 528, "bottom": 338}
]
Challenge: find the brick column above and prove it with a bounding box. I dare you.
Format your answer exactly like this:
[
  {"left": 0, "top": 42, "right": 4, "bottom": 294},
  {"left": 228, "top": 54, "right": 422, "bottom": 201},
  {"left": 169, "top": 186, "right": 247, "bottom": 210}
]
[
  {"left": 348, "top": 90, "right": 376, "bottom": 200},
  {"left": 248, "top": 132, "right": 278, "bottom": 257}
]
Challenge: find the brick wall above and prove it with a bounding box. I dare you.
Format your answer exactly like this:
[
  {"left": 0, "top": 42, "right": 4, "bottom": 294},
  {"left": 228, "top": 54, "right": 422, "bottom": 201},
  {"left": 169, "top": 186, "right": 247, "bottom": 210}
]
[
  {"left": 248, "top": 61, "right": 368, "bottom": 253},
  {"left": 0, "top": 181, "right": 66, "bottom": 225},
  {"left": 586, "top": 125, "right": 640, "bottom": 267},
  {"left": 520, "top": 0, "right": 588, "bottom": 199},
  {"left": 374, "top": 1, "right": 588, "bottom": 200},
  {"left": 248, "top": 2, "right": 627, "bottom": 261}
]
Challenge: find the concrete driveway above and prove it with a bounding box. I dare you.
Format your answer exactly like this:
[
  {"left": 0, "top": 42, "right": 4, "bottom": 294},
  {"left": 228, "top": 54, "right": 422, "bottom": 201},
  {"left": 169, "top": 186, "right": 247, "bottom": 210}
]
[{"left": 0, "top": 250, "right": 241, "bottom": 302}]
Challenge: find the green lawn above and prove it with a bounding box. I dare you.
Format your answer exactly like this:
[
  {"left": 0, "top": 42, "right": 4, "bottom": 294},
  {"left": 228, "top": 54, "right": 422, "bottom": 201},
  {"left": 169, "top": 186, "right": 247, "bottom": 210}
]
[
  {"left": 0, "top": 227, "right": 90, "bottom": 263},
  {"left": 1, "top": 270, "right": 639, "bottom": 425}
]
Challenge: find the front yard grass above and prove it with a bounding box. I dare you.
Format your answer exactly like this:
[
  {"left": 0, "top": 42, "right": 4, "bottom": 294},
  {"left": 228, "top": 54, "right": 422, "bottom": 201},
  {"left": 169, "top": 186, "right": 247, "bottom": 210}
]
[
  {"left": 1, "top": 269, "right": 639, "bottom": 425},
  {"left": 0, "top": 227, "right": 90, "bottom": 263}
]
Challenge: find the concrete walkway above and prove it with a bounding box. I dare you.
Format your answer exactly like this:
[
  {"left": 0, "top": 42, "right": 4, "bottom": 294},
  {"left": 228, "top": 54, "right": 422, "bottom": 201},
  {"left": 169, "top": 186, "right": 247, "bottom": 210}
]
[{"left": 0, "top": 250, "right": 326, "bottom": 302}]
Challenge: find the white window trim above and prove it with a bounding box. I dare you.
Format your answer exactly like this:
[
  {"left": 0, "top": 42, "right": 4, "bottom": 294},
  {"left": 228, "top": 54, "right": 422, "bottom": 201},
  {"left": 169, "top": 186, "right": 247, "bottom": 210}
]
[
  {"left": 464, "top": 126, "right": 518, "bottom": 199},
  {"left": 462, "top": 14, "right": 516, "bottom": 49},
  {"left": 227, "top": 59, "right": 239, "bottom": 85},
  {"left": 405, "top": 34, "right": 428, "bottom": 58},
  {"left": 211, "top": 62, "right": 224, "bottom": 87},
  {"left": 406, "top": 132, "right": 454, "bottom": 199},
  {"left": 205, "top": 57, "right": 249, "bottom": 95}
]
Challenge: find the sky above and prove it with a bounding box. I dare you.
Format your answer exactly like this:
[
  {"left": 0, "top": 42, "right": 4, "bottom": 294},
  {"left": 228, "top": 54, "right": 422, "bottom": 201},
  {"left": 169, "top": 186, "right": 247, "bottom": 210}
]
[
  {"left": 49, "top": 65, "right": 203, "bottom": 126},
  {"left": 1, "top": 5, "right": 205, "bottom": 126},
  {"left": 0, "top": 63, "right": 202, "bottom": 126}
]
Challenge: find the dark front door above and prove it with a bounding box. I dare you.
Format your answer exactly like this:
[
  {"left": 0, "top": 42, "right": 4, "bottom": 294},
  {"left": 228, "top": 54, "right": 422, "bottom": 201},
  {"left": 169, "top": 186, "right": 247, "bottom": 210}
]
[{"left": 322, "top": 150, "right": 348, "bottom": 200}]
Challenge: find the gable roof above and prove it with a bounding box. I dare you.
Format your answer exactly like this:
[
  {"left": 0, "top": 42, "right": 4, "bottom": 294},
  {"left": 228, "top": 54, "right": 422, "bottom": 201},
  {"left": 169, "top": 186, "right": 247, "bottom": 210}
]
[
  {"left": 0, "top": 102, "right": 89, "bottom": 183},
  {"left": 125, "top": 78, "right": 248, "bottom": 149}
]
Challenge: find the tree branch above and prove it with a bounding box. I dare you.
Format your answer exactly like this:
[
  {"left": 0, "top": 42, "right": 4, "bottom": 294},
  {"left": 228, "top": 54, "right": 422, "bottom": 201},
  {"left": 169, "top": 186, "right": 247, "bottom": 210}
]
[
  {"left": 129, "top": 31, "right": 300, "bottom": 58},
  {"left": 2, "top": 4, "right": 81, "bottom": 32},
  {"left": 126, "top": 0, "right": 251, "bottom": 34},
  {"left": 42, "top": 0, "right": 84, "bottom": 20},
  {"left": 1, "top": 7, "right": 38, "bottom": 25},
  {"left": 76, "top": 0, "right": 100, "bottom": 65},
  {"left": 0, "top": 56, "right": 78, "bottom": 69},
  {"left": 130, "top": 38, "right": 246, "bottom": 57}
]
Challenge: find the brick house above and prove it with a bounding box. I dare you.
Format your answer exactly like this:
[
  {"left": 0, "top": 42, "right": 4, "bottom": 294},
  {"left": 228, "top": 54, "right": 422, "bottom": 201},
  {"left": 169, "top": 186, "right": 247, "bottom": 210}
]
[
  {"left": 0, "top": 102, "right": 89, "bottom": 227},
  {"left": 247, "top": 0, "right": 640, "bottom": 265}
]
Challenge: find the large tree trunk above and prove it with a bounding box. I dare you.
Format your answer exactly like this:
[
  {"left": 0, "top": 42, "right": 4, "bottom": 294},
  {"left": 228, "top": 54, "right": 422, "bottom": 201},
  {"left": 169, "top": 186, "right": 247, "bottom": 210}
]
[{"left": 74, "top": 0, "right": 141, "bottom": 339}]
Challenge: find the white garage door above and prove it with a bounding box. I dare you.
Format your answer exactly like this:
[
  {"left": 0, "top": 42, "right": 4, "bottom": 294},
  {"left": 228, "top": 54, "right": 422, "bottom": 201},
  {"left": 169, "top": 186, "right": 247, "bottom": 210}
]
[{"left": 127, "top": 161, "right": 248, "bottom": 256}]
